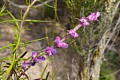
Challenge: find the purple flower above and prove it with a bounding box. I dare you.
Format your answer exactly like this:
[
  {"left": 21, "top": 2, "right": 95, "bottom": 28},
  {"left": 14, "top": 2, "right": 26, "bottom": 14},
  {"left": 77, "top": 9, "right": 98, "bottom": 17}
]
[
  {"left": 88, "top": 12, "right": 100, "bottom": 22},
  {"left": 54, "top": 36, "right": 68, "bottom": 48},
  {"left": 22, "top": 51, "right": 46, "bottom": 70},
  {"left": 31, "top": 51, "right": 45, "bottom": 62},
  {"left": 35, "top": 56, "right": 45, "bottom": 62},
  {"left": 45, "top": 47, "right": 57, "bottom": 56},
  {"left": 79, "top": 17, "right": 89, "bottom": 28},
  {"left": 68, "top": 29, "right": 79, "bottom": 38},
  {"left": 22, "top": 60, "right": 31, "bottom": 70},
  {"left": 31, "top": 51, "right": 37, "bottom": 60}
]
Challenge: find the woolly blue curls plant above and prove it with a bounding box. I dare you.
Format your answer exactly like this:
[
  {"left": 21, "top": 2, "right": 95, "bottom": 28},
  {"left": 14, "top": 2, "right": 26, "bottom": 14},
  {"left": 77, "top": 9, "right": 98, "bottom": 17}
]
[{"left": 22, "top": 11, "right": 100, "bottom": 72}]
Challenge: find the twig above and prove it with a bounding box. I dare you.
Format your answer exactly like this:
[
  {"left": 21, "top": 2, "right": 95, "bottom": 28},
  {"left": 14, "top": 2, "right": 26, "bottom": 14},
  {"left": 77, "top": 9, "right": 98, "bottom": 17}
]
[{"left": 20, "top": 0, "right": 38, "bottom": 28}]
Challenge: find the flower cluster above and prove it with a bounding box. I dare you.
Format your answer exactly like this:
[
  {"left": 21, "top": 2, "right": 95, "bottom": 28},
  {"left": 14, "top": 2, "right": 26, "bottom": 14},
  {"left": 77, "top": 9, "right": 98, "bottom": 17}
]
[
  {"left": 22, "top": 51, "right": 45, "bottom": 70},
  {"left": 22, "top": 11, "right": 100, "bottom": 70}
]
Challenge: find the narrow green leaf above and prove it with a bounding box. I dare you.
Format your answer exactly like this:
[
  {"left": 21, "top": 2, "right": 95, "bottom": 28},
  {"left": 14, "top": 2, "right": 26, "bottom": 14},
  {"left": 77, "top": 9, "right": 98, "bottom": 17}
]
[
  {"left": 7, "top": 11, "right": 20, "bottom": 31},
  {"left": 0, "top": 37, "right": 47, "bottom": 51},
  {"left": 6, "top": 52, "right": 16, "bottom": 76},
  {"left": 52, "top": 70, "right": 57, "bottom": 80},
  {"left": 45, "top": 72, "right": 50, "bottom": 80},
  {"left": 0, "top": 58, "right": 11, "bottom": 61},
  {"left": 0, "top": 19, "right": 51, "bottom": 23},
  {"left": 38, "top": 0, "right": 54, "bottom": 8},
  {"left": 0, "top": 5, "right": 6, "bottom": 14},
  {"left": 0, "top": 43, "right": 15, "bottom": 51},
  {"left": 40, "top": 65, "right": 48, "bottom": 79}
]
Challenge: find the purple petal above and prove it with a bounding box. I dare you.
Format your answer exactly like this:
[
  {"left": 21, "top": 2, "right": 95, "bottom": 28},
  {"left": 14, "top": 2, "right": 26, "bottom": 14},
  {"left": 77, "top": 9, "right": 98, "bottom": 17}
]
[
  {"left": 45, "top": 47, "right": 57, "bottom": 56},
  {"left": 35, "top": 56, "right": 41, "bottom": 62},
  {"left": 57, "top": 42, "right": 63, "bottom": 48},
  {"left": 46, "top": 47, "right": 50, "bottom": 51},
  {"left": 22, "top": 60, "right": 31, "bottom": 70},
  {"left": 88, "top": 14, "right": 94, "bottom": 22},
  {"left": 79, "top": 17, "right": 89, "bottom": 27},
  {"left": 24, "top": 60, "right": 30, "bottom": 64},
  {"left": 96, "top": 12, "right": 100, "bottom": 18},
  {"left": 74, "top": 33, "right": 79, "bottom": 38},
  {"left": 31, "top": 62, "right": 36, "bottom": 66},
  {"left": 57, "top": 42, "right": 68, "bottom": 48},
  {"left": 35, "top": 56, "right": 45, "bottom": 62},
  {"left": 68, "top": 29, "right": 79, "bottom": 38},
  {"left": 22, "top": 63, "right": 27, "bottom": 70},
  {"left": 47, "top": 52, "right": 53, "bottom": 56},
  {"left": 63, "top": 43, "right": 68, "bottom": 48},
  {"left": 54, "top": 36, "right": 61, "bottom": 44},
  {"left": 68, "top": 30, "right": 75, "bottom": 36},
  {"left": 41, "top": 56, "right": 45, "bottom": 60},
  {"left": 54, "top": 39, "right": 59, "bottom": 44},
  {"left": 51, "top": 49, "right": 57, "bottom": 54},
  {"left": 31, "top": 51, "right": 37, "bottom": 59},
  {"left": 88, "top": 12, "right": 100, "bottom": 22},
  {"left": 54, "top": 36, "right": 68, "bottom": 48}
]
